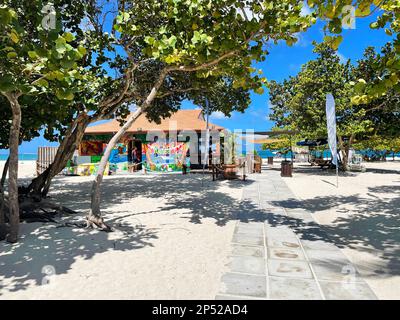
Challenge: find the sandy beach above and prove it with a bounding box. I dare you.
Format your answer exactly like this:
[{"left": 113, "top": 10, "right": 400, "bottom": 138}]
[
  {"left": 0, "top": 164, "right": 241, "bottom": 299},
  {"left": 0, "top": 160, "right": 399, "bottom": 299},
  {"left": 284, "top": 161, "right": 400, "bottom": 300},
  {"left": 0, "top": 160, "right": 37, "bottom": 179}
]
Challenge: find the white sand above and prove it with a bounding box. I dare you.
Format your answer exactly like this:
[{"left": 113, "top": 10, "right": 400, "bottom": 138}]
[
  {"left": 1, "top": 160, "right": 399, "bottom": 299},
  {"left": 284, "top": 161, "right": 400, "bottom": 300},
  {"left": 0, "top": 160, "right": 37, "bottom": 179},
  {"left": 0, "top": 167, "right": 240, "bottom": 299}
]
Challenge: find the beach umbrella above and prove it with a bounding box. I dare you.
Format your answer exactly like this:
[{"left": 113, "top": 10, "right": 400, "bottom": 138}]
[{"left": 296, "top": 139, "right": 328, "bottom": 147}]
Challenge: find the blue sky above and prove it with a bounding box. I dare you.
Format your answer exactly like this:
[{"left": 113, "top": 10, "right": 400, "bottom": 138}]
[{"left": 11, "top": 11, "right": 392, "bottom": 155}]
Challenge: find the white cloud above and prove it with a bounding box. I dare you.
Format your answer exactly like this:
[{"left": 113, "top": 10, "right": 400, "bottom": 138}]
[
  {"left": 300, "top": 3, "right": 312, "bottom": 17},
  {"left": 211, "top": 111, "right": 228, "bottom": 119},
  {"left": 293, "top": 33, "right": 311, "bottom": 47},
  {"left": 336, "top": 52, "right": 348, "bottom": 64}
]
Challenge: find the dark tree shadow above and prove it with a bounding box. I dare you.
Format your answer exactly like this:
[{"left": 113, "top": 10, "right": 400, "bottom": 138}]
[
  {"left": 0, "top": 174, "right": 260, "bottom": 295},
  {"left": 269, "top": 182, "right": 400, "bottom": 277},
  {"left": 0, "top": 222, "right": 158, "bottom": 295}
]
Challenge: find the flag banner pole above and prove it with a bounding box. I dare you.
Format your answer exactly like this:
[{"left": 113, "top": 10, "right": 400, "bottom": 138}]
[{"left": 326, "top": 93, "right": 339, "bottom": 188}]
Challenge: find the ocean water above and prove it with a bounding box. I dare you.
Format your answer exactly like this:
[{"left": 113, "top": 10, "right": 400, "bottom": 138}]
[
  {"left": 0, "top": 154, "right": 37, "bottom": 161},
  {"left": 257, "top": 149, "right": 400, "bottom": 160}
]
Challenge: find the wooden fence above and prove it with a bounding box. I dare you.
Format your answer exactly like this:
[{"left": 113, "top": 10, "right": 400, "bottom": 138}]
[{"left": 36, "top": 147, "right": 58, "bottom": 176}]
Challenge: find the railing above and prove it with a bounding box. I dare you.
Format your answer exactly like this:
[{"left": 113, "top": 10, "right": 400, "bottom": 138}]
[{"left": 36, "top": 147, "right": 58, "bottom": 176}]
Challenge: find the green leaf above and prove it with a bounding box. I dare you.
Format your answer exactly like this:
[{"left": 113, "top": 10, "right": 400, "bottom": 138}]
[
  {"left": 63, "top": 32, "right": 75, "bottom": 42},
  {"left": 324, "top": 35, "right": 343, "bottom": 50},
  {"left": 385, "top": 29, "right": 392, "bottom": 36},
  {"left": 255, "top": 87, "right": 264, "bottom": 95},
  {"left": 167, "top": 35, "right": 177, "bottom": 48},
  {"left": 36, "top": 78, "right": 49, "bottom": 87},
  {"left": 144, "top": 36, "right": 155, "bottom": 45},
  {"left": 9, "top": 31, "right": 19, "bottom": 43},
  {"left": 77, "top": 46, "right": 87, "bottom": 56},
  {"left": 7, "top": 52, "right": 17, "bottom": 59},
  {"left": 55, "top": 37, "right": 67, "bottom": 54},
  {"left": 56, "top": 89, "right": 74, "bottom": 101},
  {"left": 0, "top": 75, "right": 14, "bottom": 92},
  {"left": 28, "top": 51, "right": 38, "bottom": 59}
]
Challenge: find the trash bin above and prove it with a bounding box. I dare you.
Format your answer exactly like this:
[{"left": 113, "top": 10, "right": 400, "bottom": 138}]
[
  {"left": 267, "top": 157, "right": 274, "bottom": 165},
  {"left": 281, "top": 161, "right": 293, "bottom": 177},
  {"left": 253, "top": 161, "right": 261, "bottom": 173}
]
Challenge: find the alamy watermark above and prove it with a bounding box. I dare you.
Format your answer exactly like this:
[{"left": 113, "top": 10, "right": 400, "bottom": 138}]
[
  {"left": 341, "top": 264, "right": 357, "bottom": 290},
  {"left": 41, "top": 265, "right": 56, "bottom": 286},
  {"left": 341, "top": 5, "right": 356, "bottom": 30},
  {"left": 41, "top": 3, "right": 56, "bottom": 31},
  {"left": 144, "top": 121, "right": 256, "bottom": 166}
]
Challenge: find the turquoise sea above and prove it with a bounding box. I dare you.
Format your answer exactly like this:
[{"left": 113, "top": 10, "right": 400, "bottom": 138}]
[
  {"left": 0, "top": 154, "right": 37, "bottom": 161},
  {"left": 257, "top": 149, "right": 400, "bottom": 160}
]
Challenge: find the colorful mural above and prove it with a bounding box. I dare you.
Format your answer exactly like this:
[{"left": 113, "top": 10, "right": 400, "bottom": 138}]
[
  {"left": 72, "top": 140, "right": 190, "bottom": 175},
  {"left": 143, "top": 141, "right": 189, "bottom": 172},
  {"left": 80, "top": 141, "right": 104, "bottom": 156},
  {"left": 109, "top": 143, "right": 128, "bottom": 164},
  {"left": 76, "top": 163, "right": 110, "bottom": 176},
  {"left": 108, "top": 143, "right": 129, "bottom": 174}
]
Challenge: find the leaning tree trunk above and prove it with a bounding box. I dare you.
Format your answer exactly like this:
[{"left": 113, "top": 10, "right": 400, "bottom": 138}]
[
  {"left": 0, "top": 157, "right": 10, "bottom": 241},
  {"left": 27, "top": 113, "right": 91, "bottom": 198},
  {"left": 4, "top": 93, "right": 22, "bottom": 243},
  {"left": 87, "top": 107, "right": 143, "bottom": 230},
  {"left": 88, "top": 70, "right": 168, "bottom": 230},
  {"left": 338, "top": 135, "right": 354, "bottom": 172}
]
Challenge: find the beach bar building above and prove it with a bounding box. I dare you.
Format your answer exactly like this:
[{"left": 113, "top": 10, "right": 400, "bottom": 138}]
[{"left": 69, "top": 109, "right": 224, "bottom": 175}]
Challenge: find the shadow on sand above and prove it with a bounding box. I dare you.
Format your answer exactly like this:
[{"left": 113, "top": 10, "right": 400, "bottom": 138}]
[
  {"left": 269, "top": 182, "right": 400, "bottom": 277},
  {"left": 0, "top": 174, "right": 261, "bottom": 295}
]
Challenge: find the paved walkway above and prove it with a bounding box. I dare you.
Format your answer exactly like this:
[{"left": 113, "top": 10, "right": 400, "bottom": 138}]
[{"left": 216, "top": 170, "right": 377, "bottom": 300}]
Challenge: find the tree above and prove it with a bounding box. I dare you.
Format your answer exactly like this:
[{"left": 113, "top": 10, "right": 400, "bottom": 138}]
[
  {"left": 269, "top": 42, "right": 400, "bottom": 170},
  {"left": 87, "top": 0, "right": 315, "bottom": 229},
  {"left": 269, "top": 43, "right": 364, "bottom": 170},
  {"left": 0, "top": 3, "right": 90, "bottom": 242},
  {"left": 0, "top": 157, "right": 9, "bottom": 240},
  {"left": 351, "top": 44, "right": 400, "bottom": 140},
  {"left": 309, "top": 0, "right": 400, "bottom": 101},
  {"left": 354, "top": 136, "right": 400, "bottom": 161}
]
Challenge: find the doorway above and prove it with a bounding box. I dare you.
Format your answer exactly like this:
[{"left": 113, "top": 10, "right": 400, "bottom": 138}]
[{"left": 128, "top": 139, "right": 143, "bottom": 170}]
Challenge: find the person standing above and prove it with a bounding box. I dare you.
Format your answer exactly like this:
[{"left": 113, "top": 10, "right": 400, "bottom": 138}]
[{"left": 132, "top": 146, "right": 139, "bottom": 164}]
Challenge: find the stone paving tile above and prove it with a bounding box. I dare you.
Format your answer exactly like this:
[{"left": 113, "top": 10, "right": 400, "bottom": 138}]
[
  {"left": 265, "top": 225, "right": 297, "bottom": 237},
  {"left": 231, "top": 244, "right": 265, "bottom": 258},
  {"left": 268, "top": 247, "right": 305, "bottom": 261},
  {"left": 319, "top": 281, "right": 377, "bottom": 300},
  {"left": 235, "top": 223, "right": 264, "bottom": 236},
  {"left": 232, "top": 233, "right": 264, "bottom": 246},
  {"left": 219, "top": 273, "right": 267, "bottom": 298},
  {"left": 238, "top": 221, "right": 264, "bottom": 228},
  {"left": 311, "top": 261, "right": 364, "bottom": 283},
  {"left": 265, "top": 227, "right": 300, "bottom": 249},
  {"left": 261, "top": 206, "right": 287, "bottom": 215},
  {"left": 300, "top": 239, "right": 340, "bottom": 251},
  {"left": 266, "top": 237, "right": 302, "bottom": 250},
  {"left": 228, "top": 256, "right": 266, "bottom": 275},
  {"left": 269, "top": 276, "right": 323, "bottom": 300},
  {"left": 306, "top": 249, "right": 350, "bottom": 263},
  {"left": 307, "top": 249, "right": 364, "bottom": 283},
  {"left": 285, "top": 211, "right": 315, "bottom": 224},
  {"left": 216, "top": 173, "right": 378, "bottom": 300},
  {"left": 267, "top": 259, "right": 313, "bottom": 279}
]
